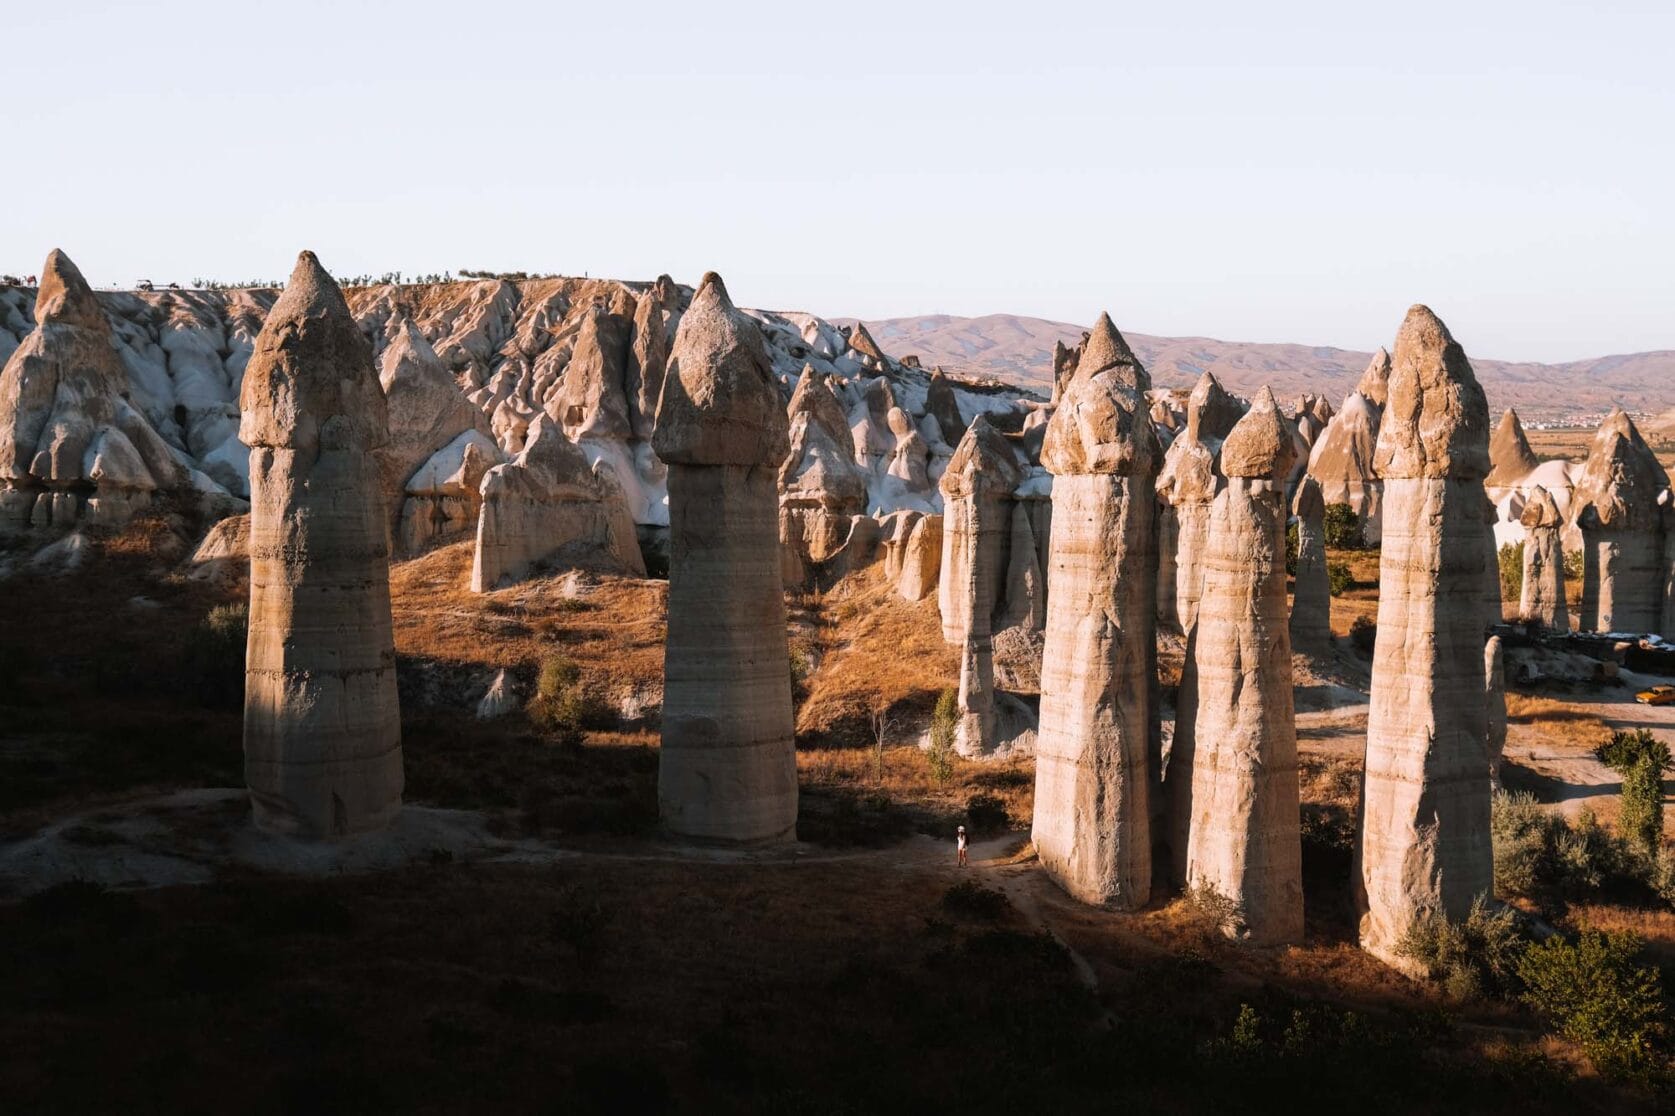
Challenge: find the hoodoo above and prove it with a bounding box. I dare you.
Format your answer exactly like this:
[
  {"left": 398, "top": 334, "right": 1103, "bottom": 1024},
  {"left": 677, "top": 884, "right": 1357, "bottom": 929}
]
[
  {"left": 1519, "top": 485, "right": 1568, "bottom": 630},
  {"left": 240, "top": 251, "right": 404, "bottom": 837},
  {"left": 652, "top": 272, "right": 797, "bottom": 843},
  {"left": 1290, "top": 476, "right": 1330, "bottom": 647},
  {"left": 1184, "top": 388, "right": 1303, "bottom": 943},
  {"left": 1571, "top": 409, "right": 1667, "bottom": 633},
  {"left": 1032, "top": 312, "right": 1160, "bottom": 908},
  {"left": 1357, "top": 305, "right": 1495, "bottom": 966}
]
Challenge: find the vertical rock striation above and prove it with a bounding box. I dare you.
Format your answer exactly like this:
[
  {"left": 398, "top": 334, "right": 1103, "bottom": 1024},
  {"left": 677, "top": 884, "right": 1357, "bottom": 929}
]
[
  {"left": 1290, "top": 475, "right": 1330, "bottom": 647},
  {"left": 1357, "top": 305, "right": 1495, "bottom": 966},
  {"left": 1032, "top": 313, "right": 1160, "bottom": 908},
  {"left": 1572, "top": 409, "right": 1667, "bottom": 633},
  {"left": 653, "top": 272, "right": 796, "bottom": 843},
  {"left": 240, "top": 252, "right": 403, "bottom": 837},
  {"left": 1519, "top": 485, "right": 1568, "bottom": 630},
  {"left": 1184, "top": 388, "right": 1303, "bottom": 942}
]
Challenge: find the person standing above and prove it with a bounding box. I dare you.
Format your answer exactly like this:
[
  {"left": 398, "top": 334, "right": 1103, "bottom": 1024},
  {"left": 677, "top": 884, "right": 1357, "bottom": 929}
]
[{"left": 956, "top": 825, "right": 969, "bottom": 867}]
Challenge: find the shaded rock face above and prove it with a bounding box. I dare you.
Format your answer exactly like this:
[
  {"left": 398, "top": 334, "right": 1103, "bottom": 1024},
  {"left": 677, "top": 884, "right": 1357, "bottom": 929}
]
[
  {"left": 1306, "top": 390, "right": 1383, "bottom": 542},
  {"left": 925, "top": 367, "right": 968, "bottom": 446},
  {"left": 1485, "top": 636, "right": 1507, "bottom": 789},
  {"left": 938, "top": 416, "right": 1024, "bottom": 755},
  {"left": 0, "top": 250, "right": 187, "bottom": 530},
  {"left": 1572, "top": 410, "right": 1667, "bottom": 633},
  {"left": 550, "top": 299, "right": 634, "bottom": 440},
  {"left": 1290, "top": 475, "right": 1330, "bottom": 647},
  {"left": 1184, "top": 390, "right": 1303, "bottom": 943},
  {"left": 470, "top": 416, "right": 644, "bottom": 591},
  {"left": 654, "top": 273, "right": 796, "bottom": 844},
  {"left": 239, "top": 252, "right": 403, "bottom": 838},
  {"left": 1485, "top": 408, "right": 1540, "bottom": 494},
  {"left": 1519, "top": 486, "right": 1568, "bottom": 630},
  {"left": 625, "top": 280, "right": 670, "bottom": 440},
  {"left": 898, "top": 512, "right": 942, "bottom": 601},
  {"left": 1358, "top": 305, "right": 1494, "bottom": 966},
  {"left": 1033, "top": 313, "right": 1159, "bottom": 908},
  {"left": 1184, "top": 371, "right": 1245, "bottom": 445}
]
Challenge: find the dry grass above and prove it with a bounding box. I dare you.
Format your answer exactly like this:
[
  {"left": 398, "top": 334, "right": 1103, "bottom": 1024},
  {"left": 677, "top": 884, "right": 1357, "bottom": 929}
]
[
  {"left": 1325, "top": 546, "right": 1382, "bottom": 638},
  {"left": 799, "top": 744, "right": 1034, "bottom": 829},
  {"left": 1504, "top": 693, "right": 1611, "bottom": 746}
]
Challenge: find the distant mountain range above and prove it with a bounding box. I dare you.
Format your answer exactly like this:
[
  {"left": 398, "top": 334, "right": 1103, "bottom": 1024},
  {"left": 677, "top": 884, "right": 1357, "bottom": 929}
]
[{"left": 837, "top": 313, "right": 1675, "bottom": 422}]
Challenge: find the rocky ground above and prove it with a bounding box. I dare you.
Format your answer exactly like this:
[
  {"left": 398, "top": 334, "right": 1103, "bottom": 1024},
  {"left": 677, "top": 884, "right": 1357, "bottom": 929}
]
[{"left": 1, "top": 517, "right": 1672, "bottom": 1111}]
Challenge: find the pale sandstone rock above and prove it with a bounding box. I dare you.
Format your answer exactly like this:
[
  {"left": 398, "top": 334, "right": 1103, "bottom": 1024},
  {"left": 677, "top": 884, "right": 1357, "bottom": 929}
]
[
  {"left": 996, "top": 500, "right": 1046, "bottom": 633},
  {"left": 925, "top": 366, "right": 968, "bottom": 445},
  {"left": 1032, "top": 312, "right": 1159, "bottom": 908},
  {"left": 400, "top": 430, "right": 503, "bottom": 554},
  {"left": 1184, "top": 371, "right": 1245, "bottom": 445},
  {"left": 1306, "top": 390, "right": 1383, "bottom": 543},
  {"left": 0, "top": 250, "right": 185, "bottom": 530},
  {"left": 653, "top": 272, "right": 796, "bottom": 843},
  {"left": 1290, "top": 475, "right": 1330, "bottom": 647},
  {"left": 1357, "top": 347, "right": 1392, "bottom": 408},
  {"left": 550, "top": 299, "right": 633, "bottom": 440},
  {"left": 1485, "top": 408, "right": 1540, "bottom": 496},
  {"left": 1572, "top": 409, "right": 1667, "bottom": 633},
  {"left": 625, "top": 279, "right": 670, "bottom": 440},
  {"left": 1184, "top": 388, "right": 1303, "bottom": 943},
  {"left": 1519, "top": 486, "right": 1568, "bottom": 630},
  {"left": 1485, "top": 636, "right": 1507, "bottom": 789},
  {"left": 1357, "top": 305, "right": 1494, "bottom": 966},
  {"left": 897, "top": 513, "right": 942, "bottom": 601},
  {"left": 239, "top": 251, "right": 403, "bottom": 838}
]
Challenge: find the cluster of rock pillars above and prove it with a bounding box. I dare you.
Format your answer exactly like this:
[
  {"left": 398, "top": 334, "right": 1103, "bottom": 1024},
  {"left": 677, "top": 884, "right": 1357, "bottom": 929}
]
[{"left": 7, "top": 248, "right": 1675, "bottom": 972}]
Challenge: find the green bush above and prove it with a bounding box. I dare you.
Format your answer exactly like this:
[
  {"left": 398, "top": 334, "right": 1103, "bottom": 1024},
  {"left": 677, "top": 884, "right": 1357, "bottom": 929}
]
[
  {"left": 1597, "top": 730, "right": 1672, "bottom": 855},
  {"left": 966, "top": 792, "right": 1010, "bottom": 834},
  {"left": 526, "top": 654, "right": 608, "bottom": 746},
  {"left": 1563, "top": 549, "right": 1584, "bottom": 583},
  {"left": 1491, "top": 791, "right": 1628, "bottom": 903},
  {"left": 1349, "top": 615, "right": 1377, "bottom": 655},
  {"left": 1326, "top": 561, "right": 1354, "bottom": 597},
  {"left": 1285, "top": 522, "right": 1299, "bottom": 576},
  {"left": 1498, "top": 542, "right": 1524, "bottom": 603},
  {"left": 927, "top": 688, "right": 958, "bottom": 786},
  {"left": 1323, "top": 503, "right": 1364, "bottom": 549},
  {"left": 181, "top": 603, "right": 248, "bottom": 709},
  {"left": 1396, "top": 896, "right": 1527, "bottom": 1001},
  {"left": 1519, "top": 931, "right": 1669, "bottom": 1080}
]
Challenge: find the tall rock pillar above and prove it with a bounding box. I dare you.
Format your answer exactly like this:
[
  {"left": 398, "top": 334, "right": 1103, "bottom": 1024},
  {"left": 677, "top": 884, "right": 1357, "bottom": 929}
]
[
  {"left": 1290, "top": 475, "right": 1330, "bottom": 648},
  {"left": 1573, "top": 409, "right": 1666, "bottom": 634},
  {"left": 1184, "top": 388, "right": 1303, "bottom": 943},
  {"left": 241, "top": 252, "right": 403, "bottom": 837},
  {"left": 1031, "top": 313, "right": 1160, "bottom": 908},
  {"left": 1519, "top": 485, "right": 1568, "bottom": 631},
  {"left": 652, "top": 273, "right": 796, "bottom": 843},
  {"left": 1357, "top": 305, "right": 1495, "bottom": 965}
]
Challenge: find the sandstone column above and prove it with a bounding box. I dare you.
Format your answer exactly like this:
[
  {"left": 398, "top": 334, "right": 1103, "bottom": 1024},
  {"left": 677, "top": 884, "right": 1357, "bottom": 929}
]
[
  {"left": 1357, "top": 305, "right": 1495, "bottom": 966},
  {"left": 938, "top": 417, "right": 1022, "bottom": 755},
  {"left": 1290, "top": 475, "right": 1330, "bottom": 648},
  {"left": 1032, "top": 313, "right": 1160, "bottom": 908},
  {"left": 652, "top": 272, "right": 796, "bottom": 843},
  {"left": 241, "top": 252, "right": 403, "bottom": 837},
  {"left": 1184, "top": 388, "right": 1303, "bottom": 943},
  {"left": 1519, "top": 485, "right": 1568, "bottom": 631},
  {"left": 1573, "top": 409, "right": 1667, "bottom": 633},
  {"left": 1485, "top": 635, "right": 1507, "bottom": 789}
]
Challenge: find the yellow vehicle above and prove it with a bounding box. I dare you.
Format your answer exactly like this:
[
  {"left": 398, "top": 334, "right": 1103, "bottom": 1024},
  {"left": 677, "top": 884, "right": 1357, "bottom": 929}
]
[{"left": 1635, "top": 685, "right": 1675, "bottom": 706}]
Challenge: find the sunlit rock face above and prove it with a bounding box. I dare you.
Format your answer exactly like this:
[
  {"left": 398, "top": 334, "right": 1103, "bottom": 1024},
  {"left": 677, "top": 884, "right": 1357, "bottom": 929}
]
[
  {"left": 1571, "top": 409, "right": 1667, "bottom": 633},
  {"left": 1289, "top": 476, "right": 1330, "bottom": 648},
  {"left": 240, "top": 252, "right": 403, "bottom": 838},
  {"left": 652, "top": 273, "right": 796, "bottom": 845},
  {"left": 1519, "top": 485, "right": 1567, "bottom": 631},
  {"left": 1183, "top": 388, "right": 1303, "bottom": 944},
  {"left": 1031, "top": 313, "right": 1160, "bottom": 909},
  {"left": 1357, "top": 305, "right": 1495, "bottom": 968}
]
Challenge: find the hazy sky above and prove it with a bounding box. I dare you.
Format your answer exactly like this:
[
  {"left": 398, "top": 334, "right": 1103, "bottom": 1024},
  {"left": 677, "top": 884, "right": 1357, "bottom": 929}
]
[{"left": 7, "top": 1, "right": 1672, "bottom": 362}]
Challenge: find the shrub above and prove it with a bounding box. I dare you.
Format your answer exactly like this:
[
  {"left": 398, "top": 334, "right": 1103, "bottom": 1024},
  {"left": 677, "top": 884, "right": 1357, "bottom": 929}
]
[
  {"left": 927, "top": 688, "right": 958, "bottom": 786},
  {"left": 182, "top": 602, "right": 248, "bottom": 708},
  {"left": 1492, "top": 791, "right": 1628, "bottom": 902},
  {"left": 1498, "top": 542, "right": 1524, "bottom": 603},
  {"left": 1285, "top": 522, "right": 1299, "bottom": 576},
  {"left": 1597, "top": 730, "right": 1672, "bottom": 854},
  {"left": 1519, "top": 931, "right": 1669, "bottom": 1080},
  {"left": 941, "top": 879, "right": 1012, "bottom": 921},
  {"left": 1326, "top": 561, "right": 1354, "bottom": 597},
  {"left": 1349, "top": 615, "right": 1377, "bottom": 655},
  {"left": 526, "top": 654, "right": 607, "bottom": 745},
  {"left": 1396, "top": 896, "right": 1527, "bottom": 1001},
  {"left": 1323, "top": 503, "right": 1364, "bottom": 549},
  {"left": 966, "top": 792, "right": 1010, "bottom": 834},
  {"left": 1563, "top": 549, "right": 1584, "bottom": 584}
]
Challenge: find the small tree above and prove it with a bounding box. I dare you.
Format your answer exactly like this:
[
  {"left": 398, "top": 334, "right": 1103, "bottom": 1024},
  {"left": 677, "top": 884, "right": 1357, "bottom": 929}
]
[
  {"left": 1597, "top": 730, "right": 1672, "bottom": 854},
  {"left": 868, "top": 701, "right": 894, "bottom": 785},
  {"left": 1326, "top": 561, "right": 1354, "bottom": 597},
  {"left": 1519, "top": 931, "right": 1668, "bottom": 1080},
  {"left": 927, "top": 688, "right": 958, "bottom": 786},
  {"left": 1322, "top": 503, "right": 1363, "bottom": 549},
  {"left": 1498, "top": 542, "right": 1524, "bottom": 603}
]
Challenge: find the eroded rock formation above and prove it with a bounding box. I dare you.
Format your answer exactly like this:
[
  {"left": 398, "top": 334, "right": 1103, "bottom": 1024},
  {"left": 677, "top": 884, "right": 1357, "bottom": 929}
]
[
  {"left": 1032, "top": 313, "right": 1160, "bottom": 908},
  {"left": 1357, "top": 305, "right": 1494, "bottom": 966},
  {"left": 240, "top": 252, "right": 403, "bottom": 837},
  {"left": 1519, "top": 485, "right": 1568, "bottom": 630},
  {"left": 1572, "top": 409, "right": 1667, "bottom": 633},
  {"left": 1184, "top": 388, "right": 1303, "bottom": 942},
  {"left": 653, "top": 272, "right": 796, "bottom": 843},
  {"left": 1306, "top": 390, "right": 1382, "bottom": 543},
  {"left": 1290, "top": 475, "right": 1330, "bottom": 647}
]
